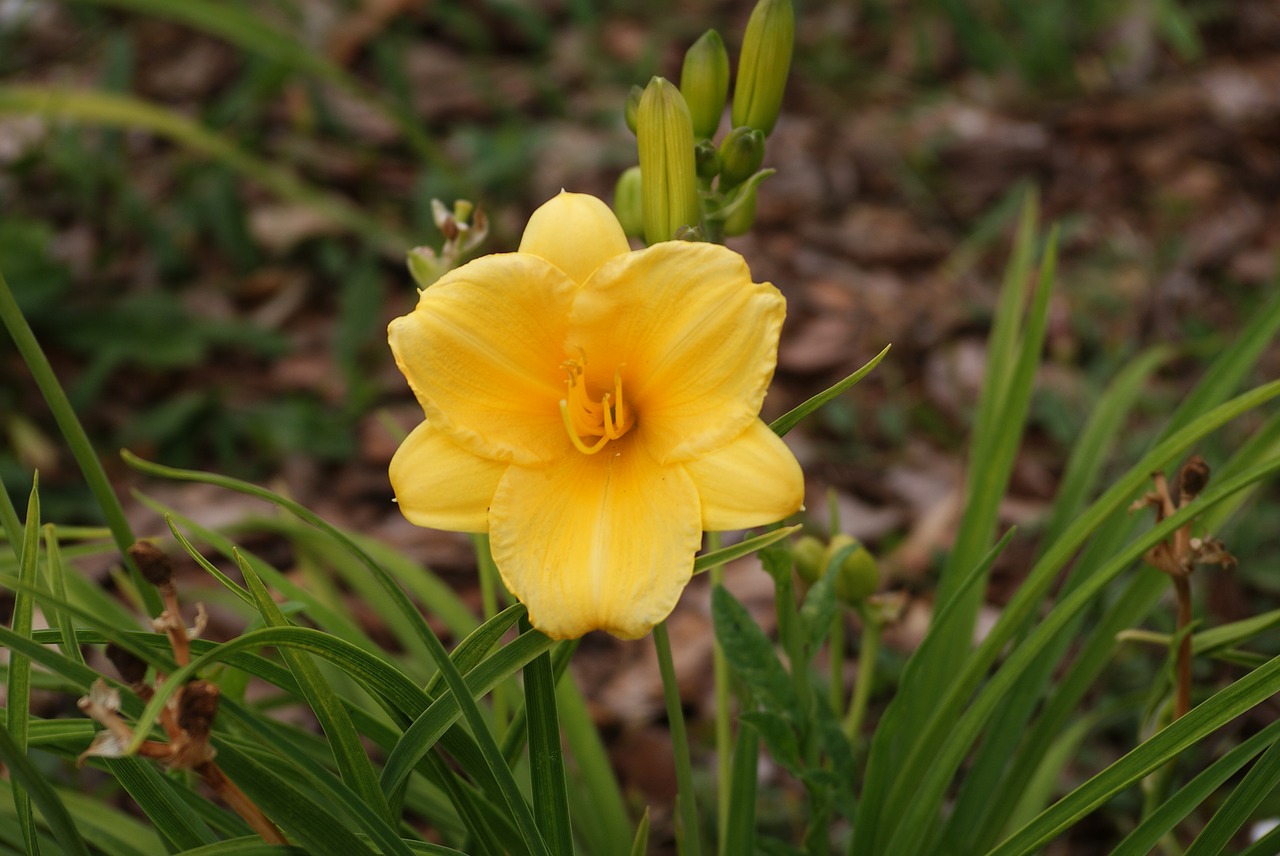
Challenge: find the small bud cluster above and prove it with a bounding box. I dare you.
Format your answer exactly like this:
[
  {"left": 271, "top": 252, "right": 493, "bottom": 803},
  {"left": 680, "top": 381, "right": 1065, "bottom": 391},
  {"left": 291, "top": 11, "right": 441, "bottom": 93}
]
[
  {"left": 407, "top": 199, "right": 490, "bottom": 289},
  {"left": 793, "top": 532, "right": 882, "bottom": 609},
  {"left": 615, "top": 0, "right": 795, "bottom": 244}
]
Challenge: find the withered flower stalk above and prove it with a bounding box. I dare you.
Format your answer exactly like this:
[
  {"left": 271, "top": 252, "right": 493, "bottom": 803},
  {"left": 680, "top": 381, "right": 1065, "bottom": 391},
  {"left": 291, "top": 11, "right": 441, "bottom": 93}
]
[{"left": 1129, "top": 456, "right": 1236, "bottom": 719}]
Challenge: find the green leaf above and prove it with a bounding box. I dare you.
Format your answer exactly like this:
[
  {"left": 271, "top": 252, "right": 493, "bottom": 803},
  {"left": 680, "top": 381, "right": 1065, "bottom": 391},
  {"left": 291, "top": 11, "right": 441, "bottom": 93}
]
[
  {"left": 993, "top": 644, "right": 1280, "bottom": 855},
  {"left": 0, "top": 86, "right": 409, "bottom": 255},
  {"left": 722, "top": 722, "right": 760, "bottom": 856},
  {"left": 694, "top": 525, "right": 802, "bottom": 575},
  {"left": 0, "top": 722, "right": 90, "bottom": 856},
  {"left": 212, "top": 746, "right": 377, "bottom": 856},
  {"left": 556, "top": 670, "right": 632, "bottom": 855},
  {"left": 520, "top": 619, "right": 573, "bottom": 856},
  {"left": 7, "top": 479, "right": 41, "bottom": 855},
  {"left": 629, "top": 809, "right": 651, "bottom": 856},
  {"left": 1112, "top": 718, "right": 1280, "bottom": 856},
  {"left": 769, "top": 344, "right": 891, "bottom": 437},
  {"left": 942, "top": 345, "right": 1173, "bottom": 848},
  {"left": 39, "top": 525, "right": 85, "bottom": 665},
  {"left": 1184, "top": 725, "right": 1280, "bottom": 856},
  {"left": 234, "top": 554, "right": 394, "bottom": 824},
  {"left": 852, "top": 529, "right": 1015, "bottom": 855},
  {"left": 863, "top": 379, "right": 1280, "bottom": 855},
  {"left": 712, "top": 586, "right": 799, "bottom": 722},
  {"left": 0, "top": 266, "right": 157, "bottom": 614},
  {"left": 951, "top": 457, "right": 1280, "bottom": 856},
  {"left": 740, "top": 711, "right": 801, "bottom": 777}
]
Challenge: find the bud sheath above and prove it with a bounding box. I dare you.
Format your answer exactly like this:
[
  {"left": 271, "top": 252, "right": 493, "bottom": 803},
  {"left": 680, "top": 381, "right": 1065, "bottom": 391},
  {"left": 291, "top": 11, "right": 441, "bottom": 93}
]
[
  {"left": 681, "top": 30, "right": 730, "bottom": 140},
  {"left": 637, "top": 77, "right": 700, "bottom": 244},
  {"left": 731, "top": 0, "right": 795, "bottom": 135}
]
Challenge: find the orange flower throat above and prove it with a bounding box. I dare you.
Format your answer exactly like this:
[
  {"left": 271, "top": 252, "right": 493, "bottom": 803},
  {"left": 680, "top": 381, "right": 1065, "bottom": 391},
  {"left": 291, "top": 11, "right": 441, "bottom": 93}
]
[{"left": 559, "top": 355, "right": 633, "bottom": 454}]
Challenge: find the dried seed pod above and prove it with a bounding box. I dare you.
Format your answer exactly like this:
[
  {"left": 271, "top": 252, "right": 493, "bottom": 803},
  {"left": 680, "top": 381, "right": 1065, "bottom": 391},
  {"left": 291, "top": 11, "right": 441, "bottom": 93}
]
[
  {"left": 1178, "top": 455, "right": 1210, "bottom": 503},
  {"left": 178, "top": 680, "right": 220, "bottom": 740},
  {"left": 128, "top": 541, "right": 174, "bottom": 588}
]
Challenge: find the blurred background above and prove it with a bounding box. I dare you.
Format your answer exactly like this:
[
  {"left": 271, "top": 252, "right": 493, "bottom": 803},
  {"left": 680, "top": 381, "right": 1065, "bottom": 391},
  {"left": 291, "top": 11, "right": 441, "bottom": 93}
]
[{"left": 2, "top": 0, "right": 1279, "bottom": 842}]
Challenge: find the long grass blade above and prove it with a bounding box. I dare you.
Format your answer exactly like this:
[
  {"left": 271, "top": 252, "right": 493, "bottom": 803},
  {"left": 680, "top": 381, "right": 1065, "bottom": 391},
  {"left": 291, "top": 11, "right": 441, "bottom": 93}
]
[
  {"left": 234, "top": 553, "right": 393, "bottom": 823},
  {"left": 991, "top": 644, "right": 1280, "bottom": 855},
  {"left": 6, "top": 480, "right": 41, "bottom": 854},
  {"left": 0, "top": 722, "right": 90, "bottom": 856},
  {"left": 0, "top": 267, "right": 158, "bottom": 614},
  {"left": 860, "top": 379, "right": 1280, "bottom": 853},
  {"left": 71, "top": 0, "right": 452, "bottom": 170},
  {"left": 906, "top": 456, "right": 1280, "bottom": 856},
  {"left": 769, "top": 344, "right": 891, "bottom": 437},
  {"left": 122, "top": 450, "right": 554, "bottom": 856},
  {"left": 521, "top": 621, "right": 573, "bottom": 855},
  {"left": 1183, "top": 728, "right": 1280, "bottom": 856},
  {"left": 1112, "top": 718, "right": 1280, "bottom": 856},
  {"left": 943, "top": 343, "right": 1173, "bottom": 845},
  {"left": 0, "top": 86, "right": 410, "bottom": 255}
]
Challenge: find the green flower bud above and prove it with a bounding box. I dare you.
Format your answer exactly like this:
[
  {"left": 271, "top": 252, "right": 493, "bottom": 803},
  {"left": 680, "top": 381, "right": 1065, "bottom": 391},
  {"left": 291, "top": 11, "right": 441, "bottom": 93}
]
[
  {"left": 624, "top": 84, "right": 644, "bottom": 135},
  {"left": 731, "top": 0, "right": 794, "bottom": 135},
  {"left": 718, "top": 126, "right": 765, "bottom": 189},
  {"left": 695, "top": 139, "right": 722, "bottom": 180},
  {"left": 613, "top": 166, "right": 644, "bottom": 239},
  {"left": 681, "top": 29, "right": 730, "bottom": 140},
  {"left": 825, "top": 535, "right": 880, "bottom": 605},
  {"left": 793, "top": 535, "right": 826, "bottom": 585},
  {"left": 636, "top": 77, "right": 700, "bottom": 244}
]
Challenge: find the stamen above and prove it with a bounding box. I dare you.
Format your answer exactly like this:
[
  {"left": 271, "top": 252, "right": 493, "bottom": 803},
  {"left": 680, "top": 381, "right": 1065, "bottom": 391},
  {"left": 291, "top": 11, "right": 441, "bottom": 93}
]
[
  {"left": 560, "top": 400, "right": 610, "bottom": 455},
  {"left": 602, "top": 393, "right": 619, "bottom": 440},
  {"left": 613, "top": 366, "right": 625, "bottom": 431}
]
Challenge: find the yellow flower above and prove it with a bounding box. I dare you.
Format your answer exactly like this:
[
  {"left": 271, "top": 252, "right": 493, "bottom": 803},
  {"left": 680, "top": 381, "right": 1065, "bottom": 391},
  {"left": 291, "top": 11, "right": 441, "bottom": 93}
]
[{"left": 388, "top": 191, "right": 803, "bottom": 640}]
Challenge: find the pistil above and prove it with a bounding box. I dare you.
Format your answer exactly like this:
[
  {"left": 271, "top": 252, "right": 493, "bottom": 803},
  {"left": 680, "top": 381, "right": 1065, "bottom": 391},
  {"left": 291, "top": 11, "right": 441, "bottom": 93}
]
[{"left": 560, "top": 358, "right": 632, "bottom": 454}]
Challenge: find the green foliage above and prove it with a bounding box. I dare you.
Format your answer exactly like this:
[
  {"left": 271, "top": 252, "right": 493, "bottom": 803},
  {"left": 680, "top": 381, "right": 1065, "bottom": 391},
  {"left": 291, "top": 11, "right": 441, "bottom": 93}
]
[{"left": 2, "top": 2, "right": 1278, "bottom": 855}]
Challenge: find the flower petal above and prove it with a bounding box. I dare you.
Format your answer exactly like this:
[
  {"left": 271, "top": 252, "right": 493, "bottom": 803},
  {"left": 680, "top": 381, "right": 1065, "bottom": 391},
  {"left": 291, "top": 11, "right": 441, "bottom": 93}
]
[
  {"left": 388, "top": 253, "right": 576, "bottom": 465},
  {"left": 684, "top": 419, "right": 804, "bottom": 530},
  {"left": 518, "top": 191, "right": 632, "bottom": 287},
  {"left": 569, "top": 241, "right": 785, "bottom": 463},
  {"left": 390, "top": 421, "right": 507, "bottom": 532},
  {"left": 489, "top": 440, "right": 701, "bottom": 640}
]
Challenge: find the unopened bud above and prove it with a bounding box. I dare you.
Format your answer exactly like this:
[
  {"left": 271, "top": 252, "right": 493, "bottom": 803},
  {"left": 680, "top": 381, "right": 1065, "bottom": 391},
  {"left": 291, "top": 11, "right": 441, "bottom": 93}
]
[
  {"left": 793, "top": 535, "right": 826, "bottom": 585},
  {"left": 681, "top": 30, "right": 730, "bottom": 140},
  {"left": 128, "top": 541, "right": 173, "bottom": 588},
  {"left": 826, "top": 535, "right": 880, "bottom": 605},
  {"left": 695, "top": 140, "right": 722, "bottom": 180},
  {"left": 624, "top": 84, "right": 644, "bottom": 135},
  {"left": 613, "top": 166, "right": 644, "bottom": 239},
  {"left": 637, "top": 77, "right": 700, "bottom": 244},
  {"left": 731, "top": 0, "right": 794, "bottom": 135},
  {"left": 718, "top": 126, "right": 765, "bottom": 189}
]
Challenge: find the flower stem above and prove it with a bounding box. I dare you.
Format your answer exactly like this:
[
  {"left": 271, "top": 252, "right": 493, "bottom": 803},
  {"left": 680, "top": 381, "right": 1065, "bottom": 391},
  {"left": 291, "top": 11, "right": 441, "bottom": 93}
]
[
  {"left": 472, "top": 533, "right": 508, "bottom": 734},
  {"left": 843, "top": 607, "right": 881, "bottom": 742},
  {"left": 1172, "top": 574, "right": 1193, "bottom": 719},
  {"left": 654, "top": 620, "right": 702, "bottom": 856},
  {"left": 706, "top": 532, "right": 732, "bottom": 851},
  {"left": 0, "top": 268, "right": 161, "bottom": 616}
]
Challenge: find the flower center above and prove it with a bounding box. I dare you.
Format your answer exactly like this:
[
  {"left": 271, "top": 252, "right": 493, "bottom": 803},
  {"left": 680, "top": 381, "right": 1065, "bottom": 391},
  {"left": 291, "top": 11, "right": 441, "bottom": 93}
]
[{"left": 559, "top": 354, "right": 633, "bottom": 455}]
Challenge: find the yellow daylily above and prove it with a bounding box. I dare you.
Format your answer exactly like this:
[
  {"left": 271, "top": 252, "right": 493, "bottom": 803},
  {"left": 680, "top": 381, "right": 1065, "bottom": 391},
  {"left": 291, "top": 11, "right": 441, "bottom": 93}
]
[{"left": 388, "top": 191, "right": 803, "bottom": 640}]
